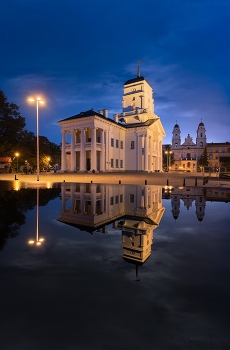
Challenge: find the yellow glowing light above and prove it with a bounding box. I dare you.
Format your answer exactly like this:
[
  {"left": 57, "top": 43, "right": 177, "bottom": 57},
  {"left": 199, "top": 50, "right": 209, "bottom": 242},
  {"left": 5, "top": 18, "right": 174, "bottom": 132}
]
[
  {"left": 39, "top": 238, "right": 44, "bottom": 242},
  {"left": 28, "top": 240, "right": 35, "bottom": 244},
  {"left": 36, "top": 242, "right": 41, "bottom": 245}
]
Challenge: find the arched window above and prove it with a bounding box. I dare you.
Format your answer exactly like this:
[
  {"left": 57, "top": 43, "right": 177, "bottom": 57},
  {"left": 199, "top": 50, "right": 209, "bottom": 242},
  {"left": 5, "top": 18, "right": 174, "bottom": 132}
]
[{"left": 187, "top": 162, "right": 191, "bottom": 167}]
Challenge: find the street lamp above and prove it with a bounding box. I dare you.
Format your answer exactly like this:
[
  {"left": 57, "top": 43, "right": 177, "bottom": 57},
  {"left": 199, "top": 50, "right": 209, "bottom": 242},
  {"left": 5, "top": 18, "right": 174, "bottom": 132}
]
[
  {"left": 15, "top": 152, "right": 19, "bottom": 173},
  {"left": 165, "top": 149, "right": 172, "bottom": 171},
  {"left": 28, "top": 97, "right": 44, "bottom": 181}
]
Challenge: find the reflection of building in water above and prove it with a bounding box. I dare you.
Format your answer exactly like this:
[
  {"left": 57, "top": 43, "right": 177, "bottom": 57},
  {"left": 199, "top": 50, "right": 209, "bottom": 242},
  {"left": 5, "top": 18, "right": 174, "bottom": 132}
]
[
  {"left": 171, "top": 186, "right": 206, "bottom": 222},
  {"left": 169, "top": 186, "right": 230, "bottom": 222},
  {"left": 58, "top": 183, "right": 165, "bottom": 272}
]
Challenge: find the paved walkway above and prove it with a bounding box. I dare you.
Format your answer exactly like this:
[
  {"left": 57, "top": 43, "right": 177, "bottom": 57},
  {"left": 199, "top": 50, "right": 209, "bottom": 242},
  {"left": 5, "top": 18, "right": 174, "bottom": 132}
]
[{"left": 0, "top": 171, "right": 229, "bottom": 188}]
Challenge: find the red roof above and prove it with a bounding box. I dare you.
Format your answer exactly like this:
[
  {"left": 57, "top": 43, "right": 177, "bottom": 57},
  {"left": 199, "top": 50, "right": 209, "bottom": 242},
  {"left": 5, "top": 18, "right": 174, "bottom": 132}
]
[{"left": 0, "top": 157, "right": 12, "bottom": 162}]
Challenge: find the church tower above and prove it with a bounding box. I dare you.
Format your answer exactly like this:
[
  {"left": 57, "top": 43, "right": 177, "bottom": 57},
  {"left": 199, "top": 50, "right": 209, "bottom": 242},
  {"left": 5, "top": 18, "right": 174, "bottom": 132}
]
[
  {"left": 118, "top": 62, "right": 155, "bottom": 124},
  {"left": 171, "top": 194, "right": 180, "bottom": 221},
  {"left": 172, "top": 123, "right": 181, "bottom": 149},
  {"left": 196, "top": 122, "right": 206, "bottom": 148}
]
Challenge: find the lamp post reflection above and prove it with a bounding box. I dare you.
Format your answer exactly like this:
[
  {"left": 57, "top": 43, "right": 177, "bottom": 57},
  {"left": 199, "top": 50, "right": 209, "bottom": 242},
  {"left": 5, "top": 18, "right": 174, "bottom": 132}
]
[{"left": 28, "top": 188, "right": 44, "bottom": 246}]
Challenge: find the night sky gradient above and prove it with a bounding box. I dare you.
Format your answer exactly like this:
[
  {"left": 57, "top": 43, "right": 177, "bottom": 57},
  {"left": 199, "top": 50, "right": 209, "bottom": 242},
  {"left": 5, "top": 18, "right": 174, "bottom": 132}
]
[{"left": 1, "top": 0, "right": 229, "bottom": 145}]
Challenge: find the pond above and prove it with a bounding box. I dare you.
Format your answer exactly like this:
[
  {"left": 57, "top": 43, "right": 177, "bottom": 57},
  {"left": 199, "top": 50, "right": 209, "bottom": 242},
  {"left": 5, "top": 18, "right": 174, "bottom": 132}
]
[{"left": 0, "top": 181, "right": 229, "bottom": 350}]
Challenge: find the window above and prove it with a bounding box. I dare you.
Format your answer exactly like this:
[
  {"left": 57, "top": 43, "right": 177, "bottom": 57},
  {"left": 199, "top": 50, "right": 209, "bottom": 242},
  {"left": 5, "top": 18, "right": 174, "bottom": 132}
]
[
  {"left": 222, "top": 148, "right": 225, "bottom": 153},
  {"left": 116, "top": 159, "right": 119, "bottom": 168},
  {"left": 111, "top": 138, "right": 114, "bottom": 147},
  {"left": 131, "top": 141, "right": 135, "bottom": 149},
  {"left": 200, "top": 142, "right": 203, "bottom": 147},
  {"left": 129, "top": 194, "right": 134, "bottom": 203},
  {"left": 132, "top": 97, "right": 135, "bottom": 101},
  {"left": 209, "top": 155, "right": 213, "bottom": 160},
  {"left": 120, "top": 141, "right": 123, "bottom": 149},
  {"left": 120, "top": 194, "right": 123, "bottom": 203},
  {"left": 175, "top": 143, "right": 178, "bottom": 148},
  {"left": 187, "top": 162, "right": 191, "bottom": 167},
  {"left": 110, "top": 197, "right": 114, "bottom": 205},
  {"left": 216, "top": 156, "right": 218, "bottom": 159},
  {"left": 115, "top": 195, "right": 119, "bottom": 204},
  {"left": 201, "top": 133, "right": 203, "bottom": 137},
  {"left": 209, "top": 149, "right": 212, "bottom": 152},
  {"left": 216, "top": 148, "right": 219, "bottom": 152},
  {"left": 111, "top": 159, "right": 114, "bottom": 168},
  {"left": 120, "top": 160, "right": 123, "bottom": 168},
  {"left": 116, "top": 139, "right": 119, "bottom": 148}
]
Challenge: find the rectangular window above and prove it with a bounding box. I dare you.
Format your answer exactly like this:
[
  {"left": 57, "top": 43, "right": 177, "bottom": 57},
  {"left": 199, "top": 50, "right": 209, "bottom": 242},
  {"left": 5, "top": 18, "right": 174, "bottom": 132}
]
[
  {"left": 116, "top": 139, "right": 119, "bottom": 148},
  {"left": 131, "top": 141, "right": 135, "bottom": 149},
  {"left": 209, "top": 149, "right": 212, "bottom": 152},
  {"left": 222, "top": 148, "right": 225, "bottom": 153},
  {"left": 115, "top": 195, "right": 119, "bottom": 204},
  {"left": 120, "top": 160, "right": 123, "bottom": 168},
  {"left": 116, "top": 159, "right": 119, "bottom": 168},
  {"left": 216, "top": 148, "right": 218, "bottom": 152},
  {"left": 129, "top": 194, "right": 134, "bottom": 203},
  {"left": 120, "top": 194, "right": 123, "bottom": 203},
  {"left": 111, "top": 138, "right": 114, "bottom": 147},
  {"left": 209, "top": 155, "right": 213, "bottom": 160},
  {"left": 111, "top": 159, "right": 114, "bottom": 168},
  {"left": 110, "top": 197, "right": 114, "bottom": 205},
  {"left": 120, "top": 141, "right": 123, "bottom": 149}
]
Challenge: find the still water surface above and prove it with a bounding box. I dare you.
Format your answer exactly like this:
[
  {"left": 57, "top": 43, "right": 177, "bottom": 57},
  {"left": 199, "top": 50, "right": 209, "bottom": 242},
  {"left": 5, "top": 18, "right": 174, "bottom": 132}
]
[{"left": 0, "top": 181, "right": 229, "bottom": 350}]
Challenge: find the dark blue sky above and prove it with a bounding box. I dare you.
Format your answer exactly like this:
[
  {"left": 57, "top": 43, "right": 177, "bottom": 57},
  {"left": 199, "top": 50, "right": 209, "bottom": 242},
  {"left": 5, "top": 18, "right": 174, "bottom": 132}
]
[{"left": 1, "top": 0, "right": 229, "bottom": 145}]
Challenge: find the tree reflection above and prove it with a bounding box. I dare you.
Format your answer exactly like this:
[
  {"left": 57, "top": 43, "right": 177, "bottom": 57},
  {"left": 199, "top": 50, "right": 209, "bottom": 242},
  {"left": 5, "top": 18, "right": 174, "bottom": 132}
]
[{"left": 0, "top": 187, "right": 61, "bottom": 250}]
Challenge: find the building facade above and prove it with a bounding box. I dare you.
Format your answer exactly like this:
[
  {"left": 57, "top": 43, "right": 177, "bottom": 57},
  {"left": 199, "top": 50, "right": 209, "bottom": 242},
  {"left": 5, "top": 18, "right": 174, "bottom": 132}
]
[
  {"left": 58, "top": 71, "right": 166, "bottom": 172},
  {"left": 170, "top": 122, "right": 207, "bottom": 172}
]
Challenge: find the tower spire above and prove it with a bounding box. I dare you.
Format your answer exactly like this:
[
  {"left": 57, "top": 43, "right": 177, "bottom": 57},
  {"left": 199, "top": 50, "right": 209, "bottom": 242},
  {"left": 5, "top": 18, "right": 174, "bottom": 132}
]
[{"left": 137, "top": 60, "right": 142, "bottom": 77}]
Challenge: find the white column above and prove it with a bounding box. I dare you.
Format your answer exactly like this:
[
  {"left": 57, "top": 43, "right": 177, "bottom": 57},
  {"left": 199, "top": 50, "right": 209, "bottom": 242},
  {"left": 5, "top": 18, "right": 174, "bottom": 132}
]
[
  {"left": 150, "top": 136, "right": 153, "bottom": 172},
  {"left": 138, "top": 135, "right": 143, "bottom": 171},
  {"left": 61, "top": 131, "right": 66, "bottom": 171},
  {"left": 80, "top": 128, "right": 86, "bottom": 171},
  {"left": 91, "top": 127, "right": 96, "bottom": 171},
  {"left": 136, "top": 132, "right": 139, "bottom": 170},
  {"left": 70, "top": 130, "right": 76, "bottom": 171},
  {"left": 100, "top": 185, "right": 105, "bottom": 213},
  {"left": 100, "top": 129, "right": 105, "bottom": 171},
  {"left": 144, "top": 135, "right": 148, "bottom": 171}
]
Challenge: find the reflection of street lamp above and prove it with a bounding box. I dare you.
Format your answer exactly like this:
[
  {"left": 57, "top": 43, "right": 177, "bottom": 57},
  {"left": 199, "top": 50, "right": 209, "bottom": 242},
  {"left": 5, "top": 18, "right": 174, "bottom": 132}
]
[
  {"left": 28, "top": 97, "right": 44, "bottom": 181},
  {"left": 28, "top": 188, "right": 44, "bottom": 246},
  {"left": 165, "top": 150, "right": 172, "bottom": 171},
  {"left": 15, "top": 152, "right": 19, "bottom": 173}
]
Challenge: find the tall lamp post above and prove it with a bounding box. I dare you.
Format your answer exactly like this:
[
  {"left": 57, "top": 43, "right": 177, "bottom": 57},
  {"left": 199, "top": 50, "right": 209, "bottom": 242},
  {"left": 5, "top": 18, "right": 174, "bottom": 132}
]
[
  {"left": 165, "top": 149, "right": 172, "bottom": 171},
  {"left": 15, "top": 152, "right": 19, "bottom": 173},
  {"left": 28, "top": 97, "right": 44, "bottom": 181}
]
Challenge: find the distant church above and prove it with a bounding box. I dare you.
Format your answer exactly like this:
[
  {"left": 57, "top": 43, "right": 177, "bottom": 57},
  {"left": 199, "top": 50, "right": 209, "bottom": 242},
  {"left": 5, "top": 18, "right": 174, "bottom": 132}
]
[
  {"left": 58, "top": 64, "right": 166, "bottom": 172},
  {"left": 170, "top": 121, "right": 206, "bottom": 171}
]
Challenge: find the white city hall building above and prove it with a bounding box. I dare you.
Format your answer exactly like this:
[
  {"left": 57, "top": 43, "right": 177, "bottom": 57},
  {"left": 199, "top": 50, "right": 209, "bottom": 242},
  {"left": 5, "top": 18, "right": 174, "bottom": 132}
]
[{"left": 58, "top": 70, "right": 166, "bottom": 172}]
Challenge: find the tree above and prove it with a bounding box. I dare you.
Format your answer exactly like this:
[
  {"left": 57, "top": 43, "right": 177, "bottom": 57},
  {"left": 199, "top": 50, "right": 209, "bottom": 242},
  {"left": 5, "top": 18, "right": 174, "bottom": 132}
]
[
  {"left": 199, "top": 147, "right": 209, "bottom": 167},
  {"left": 0, "top": 90, "right": 61, "bottom": 171},
  {"left": 0, "top": 90, "right": 26, "bottom": 156}
]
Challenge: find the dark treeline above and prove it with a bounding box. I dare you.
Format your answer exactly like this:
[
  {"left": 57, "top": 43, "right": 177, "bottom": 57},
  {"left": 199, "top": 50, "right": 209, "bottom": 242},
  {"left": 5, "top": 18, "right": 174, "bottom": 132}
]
[{"left": 0, "top": 90, "right": 61, "bottom": 171}]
